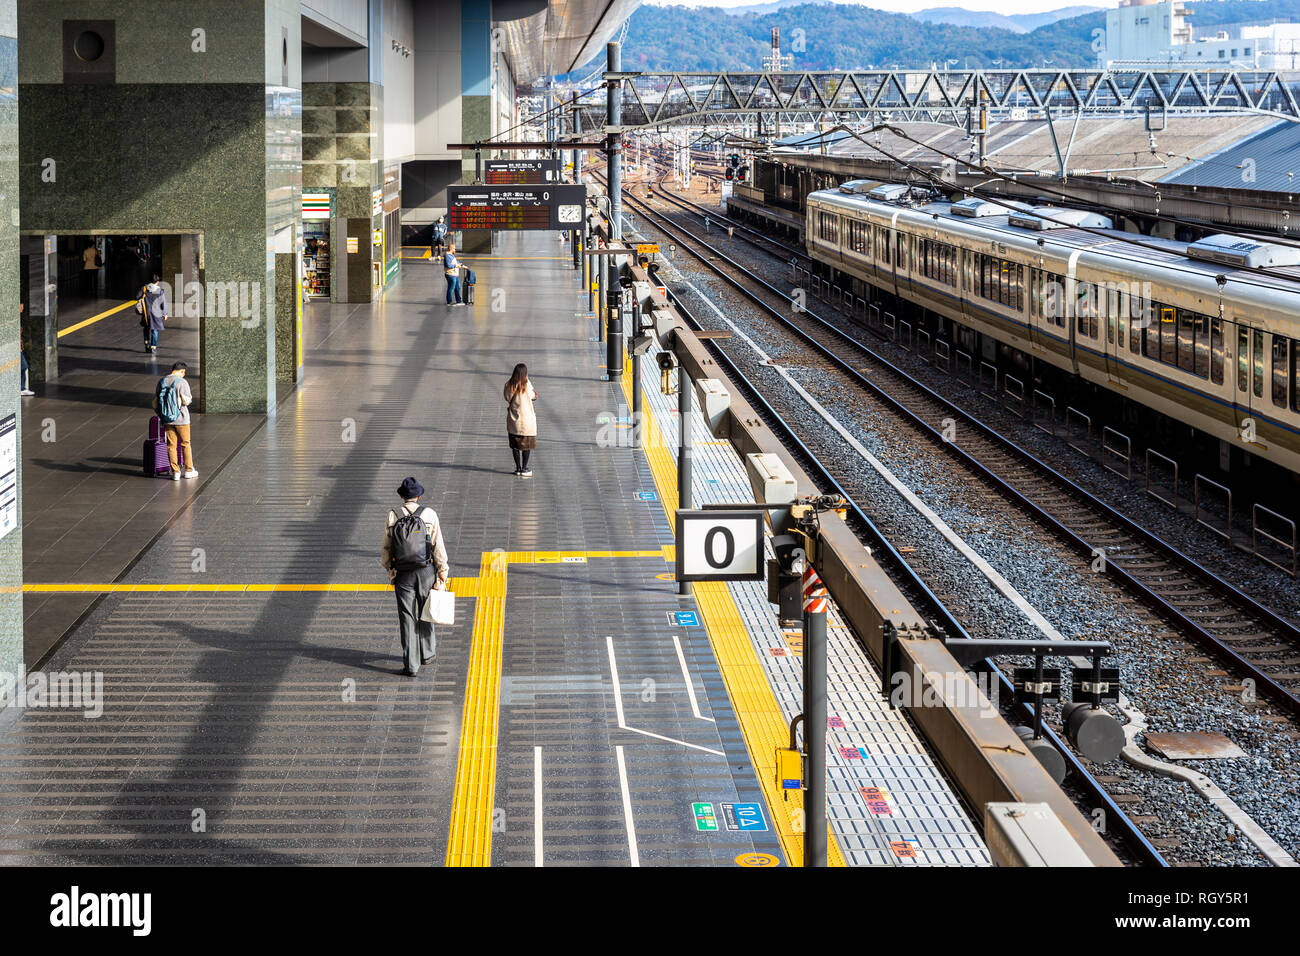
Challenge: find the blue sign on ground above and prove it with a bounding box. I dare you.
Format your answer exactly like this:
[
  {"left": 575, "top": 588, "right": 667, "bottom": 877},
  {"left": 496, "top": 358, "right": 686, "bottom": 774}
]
[
  {"left": 669, "top": 610, "right": 700, "bottom": 627},
  {"left": 721, "top": 802, "right": 769, "bottom": 832},
  {"left": 635, "top": 491, "right": 657, "bottom": 501}
]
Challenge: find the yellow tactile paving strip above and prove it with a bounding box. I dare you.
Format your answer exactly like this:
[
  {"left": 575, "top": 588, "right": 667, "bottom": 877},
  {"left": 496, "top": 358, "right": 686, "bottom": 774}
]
[
  {"left": 620, "top": 353, "right": 846, "bottom": 868},
  {"left": 446, "top": 551, "right": 509, "bottom": 866},
  {"left": 444, "top": 548, "right": 671, "bottom": 865}
]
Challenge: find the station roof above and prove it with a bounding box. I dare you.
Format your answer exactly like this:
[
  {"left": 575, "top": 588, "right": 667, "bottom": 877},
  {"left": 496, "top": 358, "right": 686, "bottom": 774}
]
[
  {"left": 773, "top": 113, "right": 1289, "bottom": 191},
  {"left": 496, "top": 0, "right": 641, "bottom": 85}
]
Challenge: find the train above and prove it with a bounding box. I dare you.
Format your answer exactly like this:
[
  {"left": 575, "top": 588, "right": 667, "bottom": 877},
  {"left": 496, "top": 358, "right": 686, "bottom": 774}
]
[{"left": 804, "top": 182, "right": 1300, "bottom": 475}]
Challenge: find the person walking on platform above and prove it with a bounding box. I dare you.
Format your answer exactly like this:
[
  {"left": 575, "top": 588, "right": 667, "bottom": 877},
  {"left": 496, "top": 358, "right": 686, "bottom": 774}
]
[
  {"left": 504, "top": 363, "right": 538, "bottom": 477},
  {"left": 18, "top": 302, "right": 34, "bottom": 396},
  {"left": 431, "top": 216, "right": 448, "bottom": 257},
  {"left": 443, "top": 244, "right": 463, "bottom": 306},
  {"left": 139, "top": 275, "right": 169, "bottom": 353},
  {"left": 153, "top": 361, "right": 197, "bottom": 480},
  {"left": 381, "top": 477, "right": 450, "bottom": 676}
]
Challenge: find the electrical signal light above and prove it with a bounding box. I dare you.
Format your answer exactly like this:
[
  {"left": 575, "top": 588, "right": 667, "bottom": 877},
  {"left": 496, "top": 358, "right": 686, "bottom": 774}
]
[{"left": 730, "top": 153, "right": 740, "bottom": 166}]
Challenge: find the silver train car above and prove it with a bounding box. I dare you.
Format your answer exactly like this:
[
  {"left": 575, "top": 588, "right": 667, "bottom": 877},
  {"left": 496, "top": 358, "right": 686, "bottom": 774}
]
[{"left": 805, "top": 185, "right": 1300, "bottom": 475}]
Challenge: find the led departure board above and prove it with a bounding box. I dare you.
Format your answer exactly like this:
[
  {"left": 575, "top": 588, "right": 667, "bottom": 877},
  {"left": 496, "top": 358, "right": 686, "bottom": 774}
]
[
  {"left": 448, "top": 184, "right": 586, "bottom": 231},
  {"left": 484, "top": 159, "right": 558, "bottom": 184}
]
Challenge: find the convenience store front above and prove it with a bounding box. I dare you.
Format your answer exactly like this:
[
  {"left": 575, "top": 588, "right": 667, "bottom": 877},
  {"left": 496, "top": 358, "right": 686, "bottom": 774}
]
[{"left": 302, "top": 189, "right": 333, "bottom": 300}]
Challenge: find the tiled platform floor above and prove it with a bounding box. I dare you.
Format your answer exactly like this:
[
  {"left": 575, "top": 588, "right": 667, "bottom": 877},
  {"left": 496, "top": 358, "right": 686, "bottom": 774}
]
[{"left": 1, "top": 233, "right": 784, "bottom": 866}]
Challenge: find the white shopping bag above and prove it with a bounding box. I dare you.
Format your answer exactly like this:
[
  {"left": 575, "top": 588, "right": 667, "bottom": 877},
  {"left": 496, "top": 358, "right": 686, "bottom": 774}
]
[{"left": 421, "top": 589, "right": 455, "bottom": 626}]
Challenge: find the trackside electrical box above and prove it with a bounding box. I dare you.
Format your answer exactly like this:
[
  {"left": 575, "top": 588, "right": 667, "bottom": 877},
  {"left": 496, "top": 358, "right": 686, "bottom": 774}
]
[
  {"left": 984, "top": 803, "right": 1094, "bottom": 867},
  {"left": 776, "top": 748, "right": 803, "bottom": 792}
]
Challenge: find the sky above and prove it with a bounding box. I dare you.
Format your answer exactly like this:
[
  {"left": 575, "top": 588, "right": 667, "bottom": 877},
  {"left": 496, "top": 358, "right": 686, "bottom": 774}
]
[{"left": 643, "top": 0, "right": 1125, "bottom": 15}]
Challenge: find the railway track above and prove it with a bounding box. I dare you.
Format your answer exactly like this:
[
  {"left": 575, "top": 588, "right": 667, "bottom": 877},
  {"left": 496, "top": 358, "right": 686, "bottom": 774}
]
[
  {"left": 591, "top": 179, "right": 1170, "bottom": 865},
  {"left": 624, "top": 174, "right": 1300, "bottom": 721}
]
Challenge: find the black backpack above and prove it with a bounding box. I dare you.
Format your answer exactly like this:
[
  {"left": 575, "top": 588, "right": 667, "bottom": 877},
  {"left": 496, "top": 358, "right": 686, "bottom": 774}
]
[{"left": 389, "top": 507, "right": 431, "bottom": 571}]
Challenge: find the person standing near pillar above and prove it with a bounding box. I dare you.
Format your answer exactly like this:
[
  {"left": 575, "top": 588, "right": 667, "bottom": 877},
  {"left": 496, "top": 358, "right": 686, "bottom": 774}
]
[
  {"left": 18, "top": 302, "right": 34, "bottom": 397},
  {"left": 380, "top": 477, "right": 450, "bottom": 677}
]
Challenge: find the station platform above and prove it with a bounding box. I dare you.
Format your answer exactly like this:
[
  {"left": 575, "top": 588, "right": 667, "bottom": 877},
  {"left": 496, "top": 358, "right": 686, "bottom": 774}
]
[{"left": 1, "top": 231, "right": 983, "bottom": 866}]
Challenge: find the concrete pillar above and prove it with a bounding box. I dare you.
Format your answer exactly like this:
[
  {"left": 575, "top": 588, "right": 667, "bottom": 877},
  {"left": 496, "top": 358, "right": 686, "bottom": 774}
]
[
  {"left": 19, "top": 234, "right": 56, "bottom": 384},
  {"left": 458, "top": 0, "right": 492, "bottom": 254},
  {"left": 16, "top": 0, "right": 302, "bottom": 414},
  {"left": 0, "top": 1, "right": 21, "bottom": 683}
]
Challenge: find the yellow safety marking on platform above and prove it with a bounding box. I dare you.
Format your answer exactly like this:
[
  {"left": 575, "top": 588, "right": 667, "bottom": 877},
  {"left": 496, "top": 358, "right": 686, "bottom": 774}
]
[
  {"left": 57, "top": 300, "right": 137, "bottom": 338},
  {"left": 446, "top": 551, "right": 508, "bottom": 867},
  {"left": 23, "top": 578, "right": 480, "bottom": 596},
  {"left": 619, "top": 350, "right": 846, "bottom": 868}
]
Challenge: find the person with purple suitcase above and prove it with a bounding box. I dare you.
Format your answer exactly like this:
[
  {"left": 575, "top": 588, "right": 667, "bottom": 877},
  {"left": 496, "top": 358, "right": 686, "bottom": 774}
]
[{"left": 151, "top": 362, "right": 197, "bottom": 481}]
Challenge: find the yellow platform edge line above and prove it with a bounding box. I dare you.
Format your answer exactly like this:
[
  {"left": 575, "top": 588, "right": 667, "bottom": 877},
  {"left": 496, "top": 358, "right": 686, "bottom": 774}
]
[
  {"left": 445, "top": 552, "right": 507, "bottom": 866},
  {"left": 23, "top": 578, "right": 481, "bottom": 596},
  {"left": 620, "top": 352, "right": 846, "bottom": 868}
]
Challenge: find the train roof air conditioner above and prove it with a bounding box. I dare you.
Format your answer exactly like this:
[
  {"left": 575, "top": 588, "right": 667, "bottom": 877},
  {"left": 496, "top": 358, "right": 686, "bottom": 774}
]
[
  {"left": 1008, "top": 206, "right": 1113, "bottom": 231},
  {"left": 867, "top": 183, "right": 911, "bottom": 202},
  {"left": 838, "top": 179, "right": 882, "bottom": 194},
  {"left": 951, "top": 197, "right": 1034, "bottom": 218},
  {"left": 1186, "top": 234, "right": 1300, "bottom": 270}
]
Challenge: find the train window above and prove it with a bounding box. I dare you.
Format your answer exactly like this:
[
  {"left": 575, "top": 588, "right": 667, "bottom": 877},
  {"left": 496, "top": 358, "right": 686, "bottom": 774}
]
[
  {"left": 1129, "top": 296, "right": 1143, "bottom": 353},
  {"left": 1194, "top": 313, "right": 1211, "bottom": 379},
  {"left": 897, "top": 233, "right": 906, "bottom": 271},
  {"left": 818, "top": 213, "right": 839, "bottom": 244},
  {"left": 1165, "top": 308, "right": 1179, "bottom": 365},
  {"left": 1293, "top": 337, "right": 1300, "bottom": 411},
  {"left": 1253, "top": 329, "right": 1265, "bottom": 398},
  {"left": 1143, "top": 315, "right": 1160, "bottom": 361},
  {"left": 1211, "top": 318, "right": 1224, "bottom": 386},
  {"left": 1177, "top": 309, "right": 1196, "bottom": 374},
  {"left": 1238, "top": 326, "right": 1249, "bottom": 393},
  {"left": 1273, "top": 335, "right": 1289, "bottom": 409},
  {"left": 1014, "top": 264, "right": 1023, "bottom": 311}
]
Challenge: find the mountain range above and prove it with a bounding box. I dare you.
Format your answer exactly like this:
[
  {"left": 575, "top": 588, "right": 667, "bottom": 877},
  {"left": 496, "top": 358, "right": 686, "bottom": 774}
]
[
  {"left": 584, "top": 0, "right": 1300, "bottom": 74},
  {"left": 911, "top": 6, "right": 1103, "bottom": 33}
]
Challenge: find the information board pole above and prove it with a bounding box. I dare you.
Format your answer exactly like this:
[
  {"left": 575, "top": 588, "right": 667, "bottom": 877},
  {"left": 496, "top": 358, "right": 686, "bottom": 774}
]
[
  {"left": 678, "top": 363, "right": 692, "bottom": 597},
  {"left": 605, "top": 41, "right": 623, "bottom": 381},
  {"left": 802, "top": 568, "right": 829, "bottom": 867},
  {"left": 572, "top": 95, "right": 583, "bottom": 272}
]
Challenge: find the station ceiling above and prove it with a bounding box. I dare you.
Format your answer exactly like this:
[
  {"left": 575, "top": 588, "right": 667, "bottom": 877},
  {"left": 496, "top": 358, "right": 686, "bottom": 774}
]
[{"left": 496, "top": 0, "right": 641, "bottom": 84}]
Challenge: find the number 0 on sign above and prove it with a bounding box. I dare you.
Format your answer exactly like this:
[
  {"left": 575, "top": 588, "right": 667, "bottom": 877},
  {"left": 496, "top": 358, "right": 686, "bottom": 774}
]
[{"left": 674, "top": 509, "right": 765, "bottom": 583}]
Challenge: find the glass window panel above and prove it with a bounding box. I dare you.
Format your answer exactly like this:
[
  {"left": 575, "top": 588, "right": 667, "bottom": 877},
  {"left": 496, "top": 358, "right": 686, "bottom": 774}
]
[
  {"left": 1211, "top": 318, "right": 1224, "bottom": 386},
  {"left": 1178, "top": 309, "right": 1196, "bottom": 373},
  {"left": 1253, "top": 329, "right": 1265, "bottom": 398},
  {"left": 1273, "top": 335, "right": 1289, "bottom": 408},
  {"left": 1238, "top": 326, "right": 1249, "bottom": 393}
]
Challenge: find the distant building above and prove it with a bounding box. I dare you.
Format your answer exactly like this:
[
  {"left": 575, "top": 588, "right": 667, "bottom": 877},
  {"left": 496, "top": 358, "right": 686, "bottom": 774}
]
[{"left": 1104, "top": 0, "right": 1300, "bottom": 69}]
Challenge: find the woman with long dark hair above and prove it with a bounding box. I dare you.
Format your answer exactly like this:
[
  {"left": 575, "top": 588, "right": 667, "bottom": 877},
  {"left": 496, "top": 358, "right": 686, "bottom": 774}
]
[{"left": 504, "top": 362, "right": 538, "bottom": 477}]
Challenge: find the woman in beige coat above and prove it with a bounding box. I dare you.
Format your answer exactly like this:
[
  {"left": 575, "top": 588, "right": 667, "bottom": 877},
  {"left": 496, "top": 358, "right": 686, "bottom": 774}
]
[{"left": 504, "top": 363, "right": 538, "bottom": 477}]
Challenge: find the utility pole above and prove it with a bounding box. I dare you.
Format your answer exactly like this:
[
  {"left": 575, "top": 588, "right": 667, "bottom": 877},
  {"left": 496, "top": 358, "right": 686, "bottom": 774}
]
[{"left": 605, "top": 40, "right": 623, "bottom": 382}]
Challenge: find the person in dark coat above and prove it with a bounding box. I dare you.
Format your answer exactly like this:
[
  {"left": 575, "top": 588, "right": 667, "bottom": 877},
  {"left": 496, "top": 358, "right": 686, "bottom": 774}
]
[
  {"left": 380, "top": 477, "right": 450, "bottom": 676},
  {"left": 139, "top": 274, "right": 169, "bottom": 353}
]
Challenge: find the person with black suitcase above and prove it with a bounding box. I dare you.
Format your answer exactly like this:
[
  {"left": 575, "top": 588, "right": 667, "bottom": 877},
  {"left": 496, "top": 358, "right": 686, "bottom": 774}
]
[{"left": 380, "top": 477, "right": 449, "bottom": 676}]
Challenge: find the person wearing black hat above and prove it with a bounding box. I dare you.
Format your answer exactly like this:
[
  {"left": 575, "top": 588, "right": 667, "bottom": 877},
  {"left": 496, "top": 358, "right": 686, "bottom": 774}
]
[{"left": 381, "top": 477, "right": 450, "bottom": 676}]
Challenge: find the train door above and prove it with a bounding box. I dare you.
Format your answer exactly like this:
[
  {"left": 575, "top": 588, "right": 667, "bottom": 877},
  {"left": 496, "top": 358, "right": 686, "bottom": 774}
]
[
  {"left": 1104, "top": 284, "right": 1122, "bottom": 386},
  {"left": 1235, "top": 323, "right": 1265, "bottom": 440}
]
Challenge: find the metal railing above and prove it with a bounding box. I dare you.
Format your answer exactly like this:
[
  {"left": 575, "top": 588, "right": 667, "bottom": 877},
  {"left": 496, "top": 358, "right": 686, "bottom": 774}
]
[
  {"left": 979, "top": 361, "right": 998, "bottom": 400},
  {"left": 916, "top": 328, "right": 931, "bottom": 361},
  {"left": 1002, "top": 374, "right": 1025, "bottom": 418},
  {"left": 884, "top": 311, "right": 896, "bottom": 343},
  {"left": 956, "top": 350, "right": 973, "bottom": 385},
  {"left": 1031, "top": 389, "right": 1056, "bottom": 436},
  {"left": 899, "top": 319, "right": 912, "bottom": 352},
  {"left": 1252, "top": 504, "right": 1297, "bottom": 577},
  {"left": 1066, "top": 406, "right": 1092, "bottom": 456},
  {"left": 1144, "top": 448, "right": 1179, "bottom": 510},
  {"left": 1194, "top": 474, "right": 1233, "bottom": 543},
  {"left": 934, "top": 340, "right": 951, "bottom": 376},
  {"left": 1101, "top": 426, "right": 1131, "bottom": 480}
]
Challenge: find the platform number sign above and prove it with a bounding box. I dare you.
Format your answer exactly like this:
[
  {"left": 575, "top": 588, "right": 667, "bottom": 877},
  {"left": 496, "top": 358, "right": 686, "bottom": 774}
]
[{"left": 674, "top": 509, "right": 765, "bottom": 583}]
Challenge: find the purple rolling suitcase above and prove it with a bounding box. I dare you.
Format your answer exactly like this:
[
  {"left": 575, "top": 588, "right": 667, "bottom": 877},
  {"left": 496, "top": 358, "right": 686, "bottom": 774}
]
[{"left": 143, "top": 416, "right": 184, "bottom": 477}]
